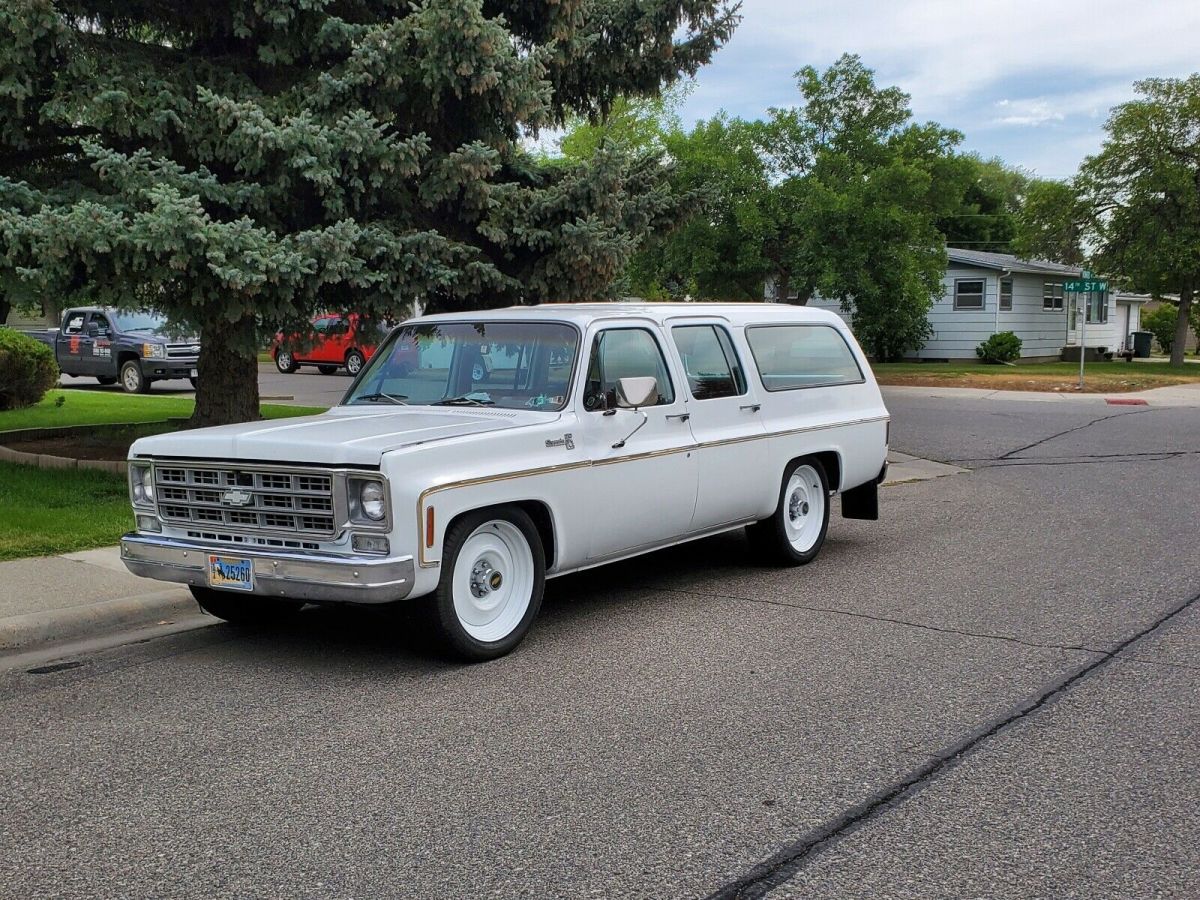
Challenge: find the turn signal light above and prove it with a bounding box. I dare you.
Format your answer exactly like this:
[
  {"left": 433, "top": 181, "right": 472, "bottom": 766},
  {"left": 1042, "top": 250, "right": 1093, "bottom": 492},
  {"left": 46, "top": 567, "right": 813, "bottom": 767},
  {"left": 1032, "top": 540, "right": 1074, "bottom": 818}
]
[{"left": 425, "top": 506, "right": 435, "bottom": 548}]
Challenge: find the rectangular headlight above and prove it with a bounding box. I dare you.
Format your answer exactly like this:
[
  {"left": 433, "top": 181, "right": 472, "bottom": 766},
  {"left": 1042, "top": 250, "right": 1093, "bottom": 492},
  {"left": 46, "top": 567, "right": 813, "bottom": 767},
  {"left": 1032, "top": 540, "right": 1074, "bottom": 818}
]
[
  {"left": 347, "top": 476, "right": 389, "bottom": 526},
  {"left": 129, "top": 463, "right": 154, "bottom": 506},
  {"left": 142, "top": 343, "right": 165, "bottom": 358}
]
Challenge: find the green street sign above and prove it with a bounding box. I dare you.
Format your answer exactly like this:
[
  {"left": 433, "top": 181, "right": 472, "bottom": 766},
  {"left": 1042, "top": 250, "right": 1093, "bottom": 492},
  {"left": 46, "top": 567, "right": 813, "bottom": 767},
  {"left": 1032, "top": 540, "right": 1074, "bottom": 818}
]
[{"left": 1063, "top": 279, "right": 1107, "bottom": 293}]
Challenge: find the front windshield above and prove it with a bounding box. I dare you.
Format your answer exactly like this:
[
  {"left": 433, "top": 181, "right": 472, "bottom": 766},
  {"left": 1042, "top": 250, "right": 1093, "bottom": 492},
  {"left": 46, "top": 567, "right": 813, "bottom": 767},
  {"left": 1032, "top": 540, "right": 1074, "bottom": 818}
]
[
  {"left": 112, "top": 311, "right": 167, "bottom": 332},
  {"left": 345, "top": 321, "right": 579, "bottom": 411}
]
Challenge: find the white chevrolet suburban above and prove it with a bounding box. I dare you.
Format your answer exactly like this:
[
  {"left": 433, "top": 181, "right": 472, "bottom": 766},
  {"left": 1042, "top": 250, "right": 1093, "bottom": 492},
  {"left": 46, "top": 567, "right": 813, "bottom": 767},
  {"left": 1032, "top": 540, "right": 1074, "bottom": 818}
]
[{"left": 122, "top": 304, "right": 889, "bottom": 660}]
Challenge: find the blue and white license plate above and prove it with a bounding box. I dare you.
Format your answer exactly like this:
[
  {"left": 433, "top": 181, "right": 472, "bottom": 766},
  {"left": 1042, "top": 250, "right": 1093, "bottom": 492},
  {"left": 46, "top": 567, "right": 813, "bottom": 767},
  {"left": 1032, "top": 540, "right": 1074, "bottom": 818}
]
[{"left": 207, "top": 555, "right": 254, "bottom": 592}]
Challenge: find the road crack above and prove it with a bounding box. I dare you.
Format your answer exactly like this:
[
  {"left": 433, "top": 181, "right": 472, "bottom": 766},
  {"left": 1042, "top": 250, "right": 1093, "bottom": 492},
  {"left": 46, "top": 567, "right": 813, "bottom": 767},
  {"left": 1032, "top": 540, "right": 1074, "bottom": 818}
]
[
  {"left": 700, "top": 587, "right": 1200, "bottom": 900},
  {"left": 997, "top": 407, "right": 1163, "bottom": 460}
]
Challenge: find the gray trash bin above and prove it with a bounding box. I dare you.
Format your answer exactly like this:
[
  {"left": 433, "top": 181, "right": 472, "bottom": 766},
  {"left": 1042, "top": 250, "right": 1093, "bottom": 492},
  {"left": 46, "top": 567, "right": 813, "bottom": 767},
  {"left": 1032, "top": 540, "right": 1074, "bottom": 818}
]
[{"left": 1131, "top": 331, "right": 1153, "bottom": 358}]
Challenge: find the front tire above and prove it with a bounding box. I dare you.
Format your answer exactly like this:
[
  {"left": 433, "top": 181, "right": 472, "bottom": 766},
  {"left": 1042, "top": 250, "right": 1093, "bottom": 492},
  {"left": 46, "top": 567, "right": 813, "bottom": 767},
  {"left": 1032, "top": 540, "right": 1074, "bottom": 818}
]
[
  {"left": 120, "top": 360, "right": 150, "bottom": 394},
  {"left": 190, "top": 586, "right": 303, "bottom": 624},
  {"left": 431, "top": 507, "right": 545, "bottom": 661},
  {"left": 747, "top": 457, "right": 831, "bottom": 565},
  {"left": 345, "top": 349, "right": 365, "bottom": 376}
]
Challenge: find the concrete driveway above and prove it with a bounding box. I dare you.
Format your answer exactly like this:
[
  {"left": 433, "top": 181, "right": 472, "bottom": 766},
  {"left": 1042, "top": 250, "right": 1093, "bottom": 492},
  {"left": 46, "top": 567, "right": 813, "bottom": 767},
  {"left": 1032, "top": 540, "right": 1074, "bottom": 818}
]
[{"left": 2, "top": 393, "right": 1197, "bottom": 898}]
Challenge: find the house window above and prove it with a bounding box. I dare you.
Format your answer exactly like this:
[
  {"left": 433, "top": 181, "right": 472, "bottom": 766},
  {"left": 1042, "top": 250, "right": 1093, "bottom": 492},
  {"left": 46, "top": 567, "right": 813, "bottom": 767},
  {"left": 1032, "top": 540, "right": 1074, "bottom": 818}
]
[
  {"left": 953, "top": 279, "right": 985, "bottom": 310},
  {"left": 1086, "top": 292, "right": 1109, "bottom": 324},
  {"left": 1043, "top": 283, "right": 1064, "bottom": 310},
  {"left": 1000, "top": 278, "right": 1013, "bottom": 311}
]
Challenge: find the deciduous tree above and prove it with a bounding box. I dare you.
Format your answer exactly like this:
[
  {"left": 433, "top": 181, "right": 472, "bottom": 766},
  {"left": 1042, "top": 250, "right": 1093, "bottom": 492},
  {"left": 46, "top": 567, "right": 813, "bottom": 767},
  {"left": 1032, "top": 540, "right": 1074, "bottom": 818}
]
[{"left": 1081, "top": 74, "right": 1200, "bottom": 366}]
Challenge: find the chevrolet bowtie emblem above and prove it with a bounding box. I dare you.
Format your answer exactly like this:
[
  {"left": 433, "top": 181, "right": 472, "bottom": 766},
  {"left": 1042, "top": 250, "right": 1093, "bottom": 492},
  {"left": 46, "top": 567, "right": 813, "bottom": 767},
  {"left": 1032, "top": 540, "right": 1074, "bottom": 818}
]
[{"left": 221, "top": 488, "right": 254, "bottom": 507}]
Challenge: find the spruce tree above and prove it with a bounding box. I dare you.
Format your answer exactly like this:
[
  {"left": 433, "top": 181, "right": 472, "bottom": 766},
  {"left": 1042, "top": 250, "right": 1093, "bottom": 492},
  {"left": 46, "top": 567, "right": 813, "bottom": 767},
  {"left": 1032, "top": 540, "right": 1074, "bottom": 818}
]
[{"left": 0, "top": 1, "right": 738, "bottom": 424}]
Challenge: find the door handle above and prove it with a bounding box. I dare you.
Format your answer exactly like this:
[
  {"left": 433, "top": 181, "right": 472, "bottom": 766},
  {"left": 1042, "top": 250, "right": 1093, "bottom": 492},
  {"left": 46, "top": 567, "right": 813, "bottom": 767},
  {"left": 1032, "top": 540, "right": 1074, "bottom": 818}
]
[
  {"left": 666, "top": 413, "right": 690, "bottom": 422},
  {"left": 740, "top": 403, "right": 761, "bottom": 413}
]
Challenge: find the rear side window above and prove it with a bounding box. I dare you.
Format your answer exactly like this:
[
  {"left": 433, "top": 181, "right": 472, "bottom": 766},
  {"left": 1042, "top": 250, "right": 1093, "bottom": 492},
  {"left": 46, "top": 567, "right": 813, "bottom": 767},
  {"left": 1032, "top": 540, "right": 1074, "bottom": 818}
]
[
  {"left": 745, "top": 324, "right": 864, "bottom": 391},
  {"left": 671, "top": 324, "right": 746, "bottom": 399},
  {"left": 63, "top": 313, "right": 85, "bottom": 334}
]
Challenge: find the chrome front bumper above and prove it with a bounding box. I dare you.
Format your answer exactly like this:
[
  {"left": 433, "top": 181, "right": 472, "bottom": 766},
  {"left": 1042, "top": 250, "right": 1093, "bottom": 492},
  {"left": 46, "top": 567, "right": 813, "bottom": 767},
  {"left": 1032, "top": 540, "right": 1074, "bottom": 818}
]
[{"left": 120, "top": 534, "right": 415, "bottom": 604}]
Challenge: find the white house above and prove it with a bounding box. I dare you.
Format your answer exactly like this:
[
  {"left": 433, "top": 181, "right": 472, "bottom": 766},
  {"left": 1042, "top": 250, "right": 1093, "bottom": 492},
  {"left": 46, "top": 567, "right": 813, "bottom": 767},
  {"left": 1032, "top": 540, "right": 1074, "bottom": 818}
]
[{"left": 769, "top": 248, "right": 1146, "bottom": 361}]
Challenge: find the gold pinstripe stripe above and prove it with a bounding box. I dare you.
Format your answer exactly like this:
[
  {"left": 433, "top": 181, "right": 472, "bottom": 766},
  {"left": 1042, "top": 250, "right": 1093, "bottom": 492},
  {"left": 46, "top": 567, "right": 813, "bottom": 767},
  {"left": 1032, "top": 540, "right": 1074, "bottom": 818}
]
[{"left": 416, "top": 413, "right": 889, "bottom": 566}]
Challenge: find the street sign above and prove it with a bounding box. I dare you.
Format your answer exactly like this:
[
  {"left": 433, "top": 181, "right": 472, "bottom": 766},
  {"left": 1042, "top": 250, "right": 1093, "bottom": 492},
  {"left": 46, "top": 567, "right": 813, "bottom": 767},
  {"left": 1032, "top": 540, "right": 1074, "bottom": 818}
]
[{"left": 1064, "top": 279, "right": 1107, "bottom": 293}]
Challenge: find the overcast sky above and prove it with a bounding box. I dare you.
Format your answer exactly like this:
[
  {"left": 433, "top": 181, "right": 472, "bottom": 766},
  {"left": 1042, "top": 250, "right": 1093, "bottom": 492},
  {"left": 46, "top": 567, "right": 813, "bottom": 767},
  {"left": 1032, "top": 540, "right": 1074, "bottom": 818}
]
[{"left": 680, "top": 0, "right": 1200, "bottom": 179}]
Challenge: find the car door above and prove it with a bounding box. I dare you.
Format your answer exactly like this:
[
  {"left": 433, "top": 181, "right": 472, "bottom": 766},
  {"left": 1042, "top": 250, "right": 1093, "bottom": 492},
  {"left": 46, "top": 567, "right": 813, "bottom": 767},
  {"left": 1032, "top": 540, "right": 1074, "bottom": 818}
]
[
  {"left": 576, "top": 323, "right": 699, "bottom": 559},
  {"left": 324, "top": 316, "right": 352, "bottom": 365},
  {"left": 301, "top": 316, "right": 332, "bottom": 363},
  {"left": 84, "top": 312, "right": 115, "bottom": 377},
  {"left": 669, "top": 319, "right": 769, "bottom": 529},
  {"left": 58, "top": 311, "right": 90, "bottom": 373}
]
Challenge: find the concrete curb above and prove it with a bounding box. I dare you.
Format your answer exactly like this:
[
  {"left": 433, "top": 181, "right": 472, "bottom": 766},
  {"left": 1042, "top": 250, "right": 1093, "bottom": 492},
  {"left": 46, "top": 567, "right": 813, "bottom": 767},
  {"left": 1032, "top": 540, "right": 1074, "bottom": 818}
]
[{"left": 0, "top": 588, "right": 199, "bottom": 653}]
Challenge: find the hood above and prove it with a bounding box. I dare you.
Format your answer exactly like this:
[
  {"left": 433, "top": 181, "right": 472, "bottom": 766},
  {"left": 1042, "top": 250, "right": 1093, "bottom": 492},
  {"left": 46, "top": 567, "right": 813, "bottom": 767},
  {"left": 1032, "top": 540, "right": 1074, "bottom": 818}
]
[{"left": 130, "top": 406, "right": 548, "bottom": 467}]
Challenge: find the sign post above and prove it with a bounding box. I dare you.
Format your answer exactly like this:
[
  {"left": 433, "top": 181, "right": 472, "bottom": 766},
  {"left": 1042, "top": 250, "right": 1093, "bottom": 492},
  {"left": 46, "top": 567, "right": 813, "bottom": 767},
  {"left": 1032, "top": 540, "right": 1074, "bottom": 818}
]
[{"left": 1063, "top": 276, "right": 1108, "bottom": 390}]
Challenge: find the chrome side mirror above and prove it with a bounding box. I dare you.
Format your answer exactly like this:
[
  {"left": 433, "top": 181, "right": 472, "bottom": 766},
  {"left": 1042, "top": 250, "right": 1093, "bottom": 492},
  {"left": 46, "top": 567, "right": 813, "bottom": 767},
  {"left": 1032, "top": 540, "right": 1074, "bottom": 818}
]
[{"left": 616, "top": 376, "right": 658, "bottom": 409}]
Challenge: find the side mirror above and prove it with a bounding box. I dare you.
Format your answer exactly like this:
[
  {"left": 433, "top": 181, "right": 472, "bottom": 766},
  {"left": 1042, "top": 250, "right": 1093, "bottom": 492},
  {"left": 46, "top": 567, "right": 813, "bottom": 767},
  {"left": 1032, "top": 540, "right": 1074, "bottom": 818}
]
[
  {"left": 84, "top": 323, "right": 99, "bottom": 336},
  {"left": 616, "top": 376, "right": 658, "bottom": 409}
]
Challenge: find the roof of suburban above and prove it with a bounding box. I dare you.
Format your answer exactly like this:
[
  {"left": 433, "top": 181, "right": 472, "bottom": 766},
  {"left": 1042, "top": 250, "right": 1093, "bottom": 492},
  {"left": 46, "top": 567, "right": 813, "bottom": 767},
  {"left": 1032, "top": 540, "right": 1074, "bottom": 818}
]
[
  {"left": 420, "top": 301, "right": 846, "bottom": 327},
  {"left": 946, "top": 247, "right": 1083, "bottom": 276}
]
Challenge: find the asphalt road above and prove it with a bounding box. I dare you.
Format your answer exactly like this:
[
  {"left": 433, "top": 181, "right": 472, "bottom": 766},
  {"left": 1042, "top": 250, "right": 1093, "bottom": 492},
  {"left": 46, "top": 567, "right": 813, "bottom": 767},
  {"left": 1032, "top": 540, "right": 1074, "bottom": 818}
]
[
  {"left": 2, "top": 392, "right": 1198, "bottom": 898},
  {"left": 59, "top": 363, "right": 353, "bottom": 409}
]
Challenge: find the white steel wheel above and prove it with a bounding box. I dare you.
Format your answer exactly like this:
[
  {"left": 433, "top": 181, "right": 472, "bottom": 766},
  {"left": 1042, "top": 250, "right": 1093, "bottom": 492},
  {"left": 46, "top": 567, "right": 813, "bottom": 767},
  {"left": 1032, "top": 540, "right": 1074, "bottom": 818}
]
[
  {"left": 783, "top": 465, "right": 825, "bottom": 553},
  {"left": 747, "top": 457, "right": 831, "bottom": 566},
  {"left": 432, "top": 507, "right": 546, "bottom": 661}
]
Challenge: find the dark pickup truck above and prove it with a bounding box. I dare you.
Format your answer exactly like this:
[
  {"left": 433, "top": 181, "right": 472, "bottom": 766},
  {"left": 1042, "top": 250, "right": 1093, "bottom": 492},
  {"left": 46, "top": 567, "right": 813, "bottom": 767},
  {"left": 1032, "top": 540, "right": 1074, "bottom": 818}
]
[{"left": 23, "top": 307, "right": 201, "bottom": 393}]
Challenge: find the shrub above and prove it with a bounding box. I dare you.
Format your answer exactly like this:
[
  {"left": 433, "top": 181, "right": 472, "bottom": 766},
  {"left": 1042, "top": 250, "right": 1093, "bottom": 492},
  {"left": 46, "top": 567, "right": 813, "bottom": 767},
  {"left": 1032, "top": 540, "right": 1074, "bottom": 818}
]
[
  {"left": 976, "top": 330, "right": 1022, "bottom": 363},
  {"left": 0, "top": 329, "right": 59, "bottom": 411},
  {"left": 1141, "top": 304, "right": 1179, "bottom": 354}
]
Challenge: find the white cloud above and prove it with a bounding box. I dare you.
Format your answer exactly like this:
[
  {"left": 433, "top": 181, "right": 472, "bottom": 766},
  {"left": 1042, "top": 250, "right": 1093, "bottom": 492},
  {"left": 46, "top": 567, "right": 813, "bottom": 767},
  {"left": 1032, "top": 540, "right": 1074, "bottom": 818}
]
[{"left": 679, "top": 0, "right": 1200, "bottom": 172}]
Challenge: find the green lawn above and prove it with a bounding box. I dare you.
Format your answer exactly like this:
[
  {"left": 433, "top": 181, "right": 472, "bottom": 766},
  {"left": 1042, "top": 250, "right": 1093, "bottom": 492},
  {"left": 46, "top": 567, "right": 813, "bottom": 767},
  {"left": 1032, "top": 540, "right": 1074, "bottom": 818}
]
[
  {"left": 0, "top": 389, "right": 323, "bottom": 432},
  {"left": 0, "top": 461, "right": 132, "bottom": 560},
  {"left": 871, "top": 360, "right": 1200, "bottom": 393}
]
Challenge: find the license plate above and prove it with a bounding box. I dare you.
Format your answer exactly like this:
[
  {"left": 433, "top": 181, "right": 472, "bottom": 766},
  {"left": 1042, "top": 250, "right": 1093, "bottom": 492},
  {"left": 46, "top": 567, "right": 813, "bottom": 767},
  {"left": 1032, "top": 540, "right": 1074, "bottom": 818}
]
[
  {"left": 207, "top": 555, "right": 254, "bottom": 592},
  {"left": 190, "top": 369, "right": 198, "bottom": 378}
]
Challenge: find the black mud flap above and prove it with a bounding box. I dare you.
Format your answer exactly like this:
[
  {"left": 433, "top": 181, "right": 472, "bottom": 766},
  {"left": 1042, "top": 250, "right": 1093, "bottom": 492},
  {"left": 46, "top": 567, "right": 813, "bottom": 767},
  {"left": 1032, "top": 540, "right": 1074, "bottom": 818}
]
[{"left": 841, "top": 464, "right": 884, "bottom": 520}]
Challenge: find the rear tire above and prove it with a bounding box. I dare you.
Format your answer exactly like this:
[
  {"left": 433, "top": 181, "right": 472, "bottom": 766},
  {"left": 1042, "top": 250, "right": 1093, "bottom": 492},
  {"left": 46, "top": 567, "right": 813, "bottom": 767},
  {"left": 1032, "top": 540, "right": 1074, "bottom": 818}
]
[
  {"left": 747, "top": 457, "right": 831, "bottom": 566},
  {"left": 120, "top": 360, "right": 150, "bottom": 394},
  {"left": 318, "top": 364, "right": 338, "bottom": 375},
  {"left": 190, "top": 586, "right": 303, "bottom": 624},
  {"left": 430, "top": 507, "right": 545, "bottom": 661},
  {"left": 274, "top": 350, "right": 298, "bottom": 374}
]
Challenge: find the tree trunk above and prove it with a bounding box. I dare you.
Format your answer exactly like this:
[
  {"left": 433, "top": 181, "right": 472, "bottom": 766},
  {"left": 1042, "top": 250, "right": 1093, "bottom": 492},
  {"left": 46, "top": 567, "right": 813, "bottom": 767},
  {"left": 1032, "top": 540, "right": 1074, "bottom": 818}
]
[
  {"left": 1171, "top": 285, "right": 1193, "bottom": 367},
  {"left": 0, "top": 296, "right": 10, "bottom": 326},
  {"left": 191, "top": 315, "right": 261, "bottom": 428}
]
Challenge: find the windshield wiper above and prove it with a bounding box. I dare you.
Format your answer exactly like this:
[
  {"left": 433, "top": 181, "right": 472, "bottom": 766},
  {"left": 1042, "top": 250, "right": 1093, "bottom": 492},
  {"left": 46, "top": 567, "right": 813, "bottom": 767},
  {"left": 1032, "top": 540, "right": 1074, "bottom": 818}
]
[
  {"left": 352, "top": 391, "right": 409, "bottom": 405},
  {"left": 432, "top": 394, "right": 494, "bottom": 407}
]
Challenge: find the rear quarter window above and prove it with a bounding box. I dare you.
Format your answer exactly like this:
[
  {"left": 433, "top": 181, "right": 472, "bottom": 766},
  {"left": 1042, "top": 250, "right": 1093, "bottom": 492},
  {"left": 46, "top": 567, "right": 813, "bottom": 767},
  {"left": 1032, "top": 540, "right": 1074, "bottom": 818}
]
[{"left": 745, "top": 324, "right": 864, "bottom": 391}]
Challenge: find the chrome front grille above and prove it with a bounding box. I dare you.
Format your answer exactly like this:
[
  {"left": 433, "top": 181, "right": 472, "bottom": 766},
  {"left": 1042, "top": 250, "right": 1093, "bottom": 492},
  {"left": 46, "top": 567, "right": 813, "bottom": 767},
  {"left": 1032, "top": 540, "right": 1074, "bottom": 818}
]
[
  {"left": 166, "top": 343, "right": 201, "bottom": 358},
  {"left": 154, "top": 465, "right": 337, "bottom": 536}
]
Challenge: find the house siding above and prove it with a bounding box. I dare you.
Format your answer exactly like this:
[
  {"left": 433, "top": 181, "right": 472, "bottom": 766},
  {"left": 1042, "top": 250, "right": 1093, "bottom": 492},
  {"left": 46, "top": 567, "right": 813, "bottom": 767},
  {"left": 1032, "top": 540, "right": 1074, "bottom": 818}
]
[{"left": 803, "top": 268, "right": 1070, "bottom": 359}]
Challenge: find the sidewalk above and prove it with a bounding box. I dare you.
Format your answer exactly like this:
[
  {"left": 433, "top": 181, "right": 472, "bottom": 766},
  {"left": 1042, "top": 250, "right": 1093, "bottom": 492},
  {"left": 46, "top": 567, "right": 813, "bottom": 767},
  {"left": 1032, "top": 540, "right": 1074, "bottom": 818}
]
[
  {"left": 881, "top": 381, "right": 1200, "bottom": 406},
  {"left": 0, "top": 547, "right": 198, "bottom": 653}
]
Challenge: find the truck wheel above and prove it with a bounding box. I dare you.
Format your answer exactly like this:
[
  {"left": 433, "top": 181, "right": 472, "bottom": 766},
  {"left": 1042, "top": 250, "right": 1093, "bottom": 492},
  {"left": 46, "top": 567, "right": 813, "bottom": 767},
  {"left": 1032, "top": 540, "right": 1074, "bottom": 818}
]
[
  {"left": 345, "top": 349, "right": 365, "bottom": 376},
  {"left": 190, "top": 586, "right": 303, "bottom": 624},
  {"left": 274, "top": 350, "right": 298, "bottom": 374},
  {"left": 96, "top": 376, "right": 117, "bottom": 386},
  {"left": 431, "top": 507, "right": 545, "bottom": 662},
  {"left": 120, "top": 360, "right": 150, "bottom": 394},
  {"left": 747, "top": 457, "right": 830, "bottom": 566},
  {"left": 318, "top": 364, "right": 339, "bottom": 375}
]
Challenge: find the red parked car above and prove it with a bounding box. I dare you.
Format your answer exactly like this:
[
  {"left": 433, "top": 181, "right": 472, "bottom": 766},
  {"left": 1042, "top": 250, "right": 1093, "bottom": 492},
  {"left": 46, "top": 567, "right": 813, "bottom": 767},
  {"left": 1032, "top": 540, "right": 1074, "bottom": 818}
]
[{"left": 271, "top": 313, "right": 384, "bottom": 377}]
